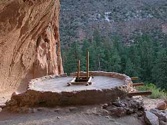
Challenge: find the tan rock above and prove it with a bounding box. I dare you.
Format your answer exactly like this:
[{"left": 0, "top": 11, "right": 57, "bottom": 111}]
[
  {"left": 0, "top": 0, "right": 63, "bottom": 90},
  {"left": 156, "top": 101, "right": 167, "bottom": 110}
]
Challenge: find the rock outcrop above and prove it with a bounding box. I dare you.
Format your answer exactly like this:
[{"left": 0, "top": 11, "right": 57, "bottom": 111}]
[
  {"left": 144, "top": 111, "right": 159, "bottom": 125},
  {"left": 144, "top": 106, "right": 167, "bottom": 125},
  {"left": 156, "top": 101, "right": 167, "bottom": 110},
  {"left": 102, "top": 97, "right": 144, "bottom": 117},
  {"left": 0, "top": 0, "right": 63, "bottom": 90}
]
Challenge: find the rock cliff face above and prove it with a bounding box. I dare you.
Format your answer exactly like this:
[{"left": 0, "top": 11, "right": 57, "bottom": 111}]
[{"left": 0, "top": 0, "right": 63, "bottom": 90}]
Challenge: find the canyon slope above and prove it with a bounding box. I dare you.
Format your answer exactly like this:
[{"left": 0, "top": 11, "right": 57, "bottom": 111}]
[
  {"left": 60, "top": 0, "right": 167, "bottom": 46},
  {"left": 0, "top": 0, "right": 63, "bottom": 90}
]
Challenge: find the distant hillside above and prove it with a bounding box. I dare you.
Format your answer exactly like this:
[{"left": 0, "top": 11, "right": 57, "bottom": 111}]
[{"left": 60, "top": 0, "right": 167, "bottom": 47}]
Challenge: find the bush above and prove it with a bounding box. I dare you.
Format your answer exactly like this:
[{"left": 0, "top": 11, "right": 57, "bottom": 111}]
[{"left": 137, "top": 83, "right": 167, "bottom": 99}]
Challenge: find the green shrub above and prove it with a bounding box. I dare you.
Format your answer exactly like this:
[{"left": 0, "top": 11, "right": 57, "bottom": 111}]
[{"left": 137, "top": 83, "right": 167, "bottom": 99}]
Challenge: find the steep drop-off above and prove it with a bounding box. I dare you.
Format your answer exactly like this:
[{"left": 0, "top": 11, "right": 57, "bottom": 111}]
[{"left": 0, "top": 0, "right": 63, "bottom": 90}]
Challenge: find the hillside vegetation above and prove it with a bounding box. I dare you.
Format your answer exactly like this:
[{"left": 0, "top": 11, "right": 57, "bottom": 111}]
[
  {"left": 60, "top": 0, "right": 167, "bottom": 47},
  {"left": 62, "top": 32, "right": 167, "bottom": 90},
  {"left": 60, "top": 0, "right": 167, "bottom": 90}
]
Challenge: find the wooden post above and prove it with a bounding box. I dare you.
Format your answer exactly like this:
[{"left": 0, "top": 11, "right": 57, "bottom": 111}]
[
  {"left": 132, "top": 82, "right": 144, "bottom": 87},
  {"left": 77, "top": 60, "right": 80, "bottom": 79},
  {"left": 128, "top": 91, "right": 152, "bottom": 97},
  {"left": 131, "top": 77, "right": 139, "bottom": 81},
  {"left": 86, "top": 51, "right": 89, "bottom": 78}
]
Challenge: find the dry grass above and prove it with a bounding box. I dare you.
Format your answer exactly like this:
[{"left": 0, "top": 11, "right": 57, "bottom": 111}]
[{"left": 137, "top": 83, "right": 167, "bottom": 99}]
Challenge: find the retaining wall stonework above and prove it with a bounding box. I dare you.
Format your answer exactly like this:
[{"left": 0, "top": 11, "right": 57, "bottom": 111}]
[{"left": 5, "top": 71, "right": 133, "bottom": 112}]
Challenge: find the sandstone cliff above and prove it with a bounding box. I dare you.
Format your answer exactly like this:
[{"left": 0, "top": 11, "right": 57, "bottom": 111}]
[{"left": 0, "top": 0, "right": 63, "bottom": 91}]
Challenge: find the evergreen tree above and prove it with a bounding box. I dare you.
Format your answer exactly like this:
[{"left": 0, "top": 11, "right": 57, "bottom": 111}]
[
  {"left": 126, "top": 45, "right": 141, "bottom": 77},
  {"left": 152, "top": 49, "right": 167, "bottom": 90},
  {"left": 62, "top": 32, "right": 167, "bottom": 90},
  {"left": 110, "top": 48, "right": 122, "bottom": 72},
  {"left": 124, "top": 58, "right": 138, "bottom": 77},
  {"left": 64, "top": 42, "right": 83, "bottom": 74},
  {"left": 136, "top": 35, "right": 154, "bottom": 81}
]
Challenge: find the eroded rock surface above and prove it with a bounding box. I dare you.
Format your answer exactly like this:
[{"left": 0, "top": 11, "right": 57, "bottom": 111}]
[
  {"left": 144, "top": 111, "right": 159, "bottom": 125},
  {"left": 0, "top": 0, "right": 63, "bottom": 90}
]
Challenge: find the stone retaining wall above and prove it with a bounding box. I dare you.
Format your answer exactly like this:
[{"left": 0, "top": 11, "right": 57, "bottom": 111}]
[{"left": 5, "top": 71, "right": 133, "bottom": 112}]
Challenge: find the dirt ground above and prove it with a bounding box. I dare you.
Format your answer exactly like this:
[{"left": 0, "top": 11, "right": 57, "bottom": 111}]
[
  {"left": 30, "top": 76, "right": 125, "bottom": 93},
  {"left": 0, "top": 90, "right": 162, "bottom": 125},
  {"left": 0, "top": 105, "right": 144, "bottom": 125}
]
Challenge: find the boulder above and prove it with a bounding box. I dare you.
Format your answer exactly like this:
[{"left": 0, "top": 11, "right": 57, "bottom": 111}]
[
  {"left": 159, "top": 120, "right": 167, "bottom": 125},
  {"left": 156, "top": 102, "right": 167, "bottom": 110},
  {"left": 104, "top": 97, "right": 144, "bottom": 117},
  {"left": 150, "top": 109, "right": 167, "bottom": 122},
  {"left": 144, "top": 111, "right": 159, "bottom": 125},
  {"left": 109, "top": 107, "right": 126, "bottom": 117}
]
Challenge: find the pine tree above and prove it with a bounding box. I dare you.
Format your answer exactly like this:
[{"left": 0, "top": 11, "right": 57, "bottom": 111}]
[
  {"left": 62, "top": 33, "right": 166, "bottom": 90},
  {"left": 136, "top": 35, "right": 154, "bottom": 81},
  {"left": 110, "top": 48, "right": 122, "bottom": 72},
  {"left": 64, "top": 42, "right": 83, "bottom": 74},
  {"left": 152, "top": 49, "right": 167, "bottom": 90},
  {"left": 124, "top": 58, "right": 138, "bottom": 77}
]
